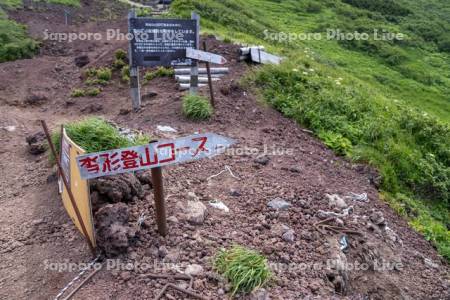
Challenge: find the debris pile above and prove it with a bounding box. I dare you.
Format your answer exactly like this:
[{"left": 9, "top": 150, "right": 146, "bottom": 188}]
[
  {"left": 89, "top": 172, "right": 153, "bottom": 256},
  {"left": 95, "top": 203, "right": 136, "bottom": 257}
]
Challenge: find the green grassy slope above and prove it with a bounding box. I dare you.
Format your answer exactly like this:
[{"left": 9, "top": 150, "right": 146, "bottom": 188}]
[
  {"left": 171, "top": 0, "right": 450, "bottom": 260},
  {"left": 0, "top": 1, "right": 37, "bottom": 62},
  {"left": 0, "top": 0, "right": 80, "bottom": 62}
]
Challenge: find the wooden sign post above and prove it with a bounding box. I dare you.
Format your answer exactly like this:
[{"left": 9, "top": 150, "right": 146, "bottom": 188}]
[
  {"left": 128, "top": 9, "right": 141, "bottom": 112},
  {"left": 190, "top": 12, "right": 200, "bottom": 95}
]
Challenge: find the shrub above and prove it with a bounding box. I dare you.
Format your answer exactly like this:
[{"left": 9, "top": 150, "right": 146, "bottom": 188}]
[
  {"left": 84, "top": 67, "right": 98, "bottom": 78},
  {"left": 306, "top": 2, "right": 323, "bottom": 13},
  {"left": 319, "top": 131, "right": 352, "bottom": 156},
  {"left": 213, "top": 245, "right": 272, "bottom": 296},
  {"left": 144, "top": 67, "right": 174, "bottom": 81},
  {"left": 342, "top": 0, "right": 410, "bottom": 16},
  {"left": 86, "top": 87, "right": 101, "bottom": 97},
  {"left": 0, "top": 17, "right": 38, "bottom": 63},
  {"left": 70, "top": 88, "right": 85, "bottom": 97},
  {"left": 136, "top": 7, "right": 152, "bottom": 17},
  {"left": 438, "top": 38, "right": 450, "bottom": 53},
  {"left": 85, "top": 78, "right": 108, "bottom": 86},
  {"left": 112, "top": 58, "right": 126, "bottom": 70},
  {"left": 114, "top": 49, "right": 127, "bottom": 61},
  {"left": 121, "top": 65, "right": 130, "bottom": 83},
  {"left": 96, "top": 67, "right": 112, "bottom": 81},
  {"left": 182, "top": 94, "right": 213, "bottom": 120}
]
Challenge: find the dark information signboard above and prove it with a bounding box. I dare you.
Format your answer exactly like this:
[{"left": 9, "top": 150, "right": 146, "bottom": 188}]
[{"left": 129, "top": 18, "right": 198, "bottom": 67}]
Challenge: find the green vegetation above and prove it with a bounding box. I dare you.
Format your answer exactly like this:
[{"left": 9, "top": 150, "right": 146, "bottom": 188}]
[
  {"left": 70, "top": 88, "right": 85, "bottom": 97},
  {"left": 113, "top": 49, "right": 128, "bottom": 70},
  {"left": 171, "top": 0, "right": 450, "bottom": 260},
  {"left": 96, "top": 67, "right": 112, "bottom": 81},
  {"left": 86, "top": 87, "right": 101, "bottom": 97},
  {"left": 51, "top": 117, "right": 149, "bottom": 157},
  {"left": 0, "top": 0, "right": 82, "bottom": 63},
  {"left": 214, "top": 245, "right": 272, "bottom": 296},
  {"left": 0, "top": 3, "right": 38, "bottom": 62},
  {"left": 83, "top": 67, "right": 112, "bottom": 86},
  {"left": 182, "top": 94, "right": 213, "bottom": 121},
  {"left": 42, "top": 0, "right": 80, "bottom": 6},
  {"left": 144, "top": 67, "right": 174, "bottom": 82},
  {"left": 121, "top": 65, "right": 130, "bottom": 83},
  {"left": 136, "top": 7, "right": 152, "bottom": 17}
]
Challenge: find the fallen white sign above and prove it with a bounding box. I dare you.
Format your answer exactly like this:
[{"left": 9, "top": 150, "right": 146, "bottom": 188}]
[
  {"left": 76, "top": 133, "right": 235, "bottom": 179},
  {"left": 186, "top": 48, "right": 227, "bottom": 65},
  {"left": 250, "top": 48, "right": 282, "bottom": 65}
]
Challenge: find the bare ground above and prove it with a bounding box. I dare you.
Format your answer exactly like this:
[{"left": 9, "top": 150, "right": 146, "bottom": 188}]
[{"left": 0, "top": 4, "right": 449, "bottom": 300}]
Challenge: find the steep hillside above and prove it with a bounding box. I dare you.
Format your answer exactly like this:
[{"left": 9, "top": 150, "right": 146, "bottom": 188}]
[{"left": 171, "top": 0, "right": 450, "bottom": 260}]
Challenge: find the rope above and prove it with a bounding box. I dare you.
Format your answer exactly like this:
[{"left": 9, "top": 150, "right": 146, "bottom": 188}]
[
  {"left": 207, "top": 165, "right": 239, "bottom": 181},
  {"left": 54, "top": 255, "right": 101, "bottom": 300}
]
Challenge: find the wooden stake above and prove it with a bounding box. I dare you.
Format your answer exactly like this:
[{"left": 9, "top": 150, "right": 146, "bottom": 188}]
[
  {"left": 151, "top": 166, "right": 167, "bottom": 236},
  {"left": 190, "top": 12, "right": 200, "bottom": 95},
  {"left": 203, "top": 41, "right": 215, "bottom": 107},
  {"left": 40, "top": 120, "right": 96, "bottom": 257}
]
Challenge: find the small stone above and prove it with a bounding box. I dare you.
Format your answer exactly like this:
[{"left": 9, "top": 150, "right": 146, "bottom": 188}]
[
  {"left": 250, "top": 288, "right": 270, "bottom": 300},
  {"left": 282, "top": 230, "right": 295, "bottom": 243},
  {"left": 230, "top": 188, "right": 241, "bottom": 197},
  {"left": 120, "top": 271, "right": 131, "bottom": 281},
  {"left": 32, "top": 219, "right": 45, "bottom": 225},
  {"left": 289, "top": 167, "right": 301, "bottom": 173},
  {"left": 254, "top": 155, "right": 270, "bottom": 166},
  {"left": 26, "top": 132, "right": 47, "bottom": 155},
  {"left": 81, "top": 103, "right": 103, "bottom": 113},
  {"left": 187, "top": 191, "right": 199, "bottom": 201},
  {"left": 267, "top": 198, "right": 291, "bottom": 210},
  {"left": 167, "top": 216, "right": 179, "bottom": 223},
  {"left": 325, "top": 194, "right": 347, "bottom": 209},
  {"left": 47, "top": 173, "right": 58, "bottom": 183},
  {"left": 298, "top": 200, "right": 308, "bottom": 208},
  {"left": 129, "top": 251, "right": 138, "bottom": 260},
  {"left": 74, "top": 55, "right": 90, "bottom": 67},
  {"left": 424, "top": 258, "right": 439, "bottom": 269},
  {"left": 24, "top": 92, "right": 48, "bottom": 105},
  {"left": 164, "top": 249, "right": 180, "bottom": 263},
  {"left": 119, "top": 108, "right": 131, "bottom": 115},
  {"left": 334, "top": 218, "right": 344, "bottom": 226},
  {"left": 185, "top": 201, "right": 207, "bottom": 225},
  {"left": 370, "top": 211, "right": 385, "bottom": 226},
  {"left": 184, "top": 264, "right": 204, "bottom": 276},
  {"left": 158, "top": 246, "right": 168, "bottom": 258},
  {"left": 142, "top": 91, "right": 158, "bottom": 100}
]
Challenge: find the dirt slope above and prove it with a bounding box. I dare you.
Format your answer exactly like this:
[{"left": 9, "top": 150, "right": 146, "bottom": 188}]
[{"left": 0, "top": 5, "right": 449, "bottom": 300}]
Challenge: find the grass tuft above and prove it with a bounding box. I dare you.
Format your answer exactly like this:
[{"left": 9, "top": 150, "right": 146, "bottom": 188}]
[
  {"left": 182, "top": 94, "right": 213, "bottom": 120},
  {"left": 50, "top": 117, "right": 149, "bottom": 160},
  {"left": 144, "top": 67, "right": 174, "bottom": 82},
  {"left": 86, "top": 87, "right": 101, "bottom": 97},
  {"left": 70, "top": 88, "right": 85, "bottom": 97},
  {"left": 213, "top": 245, "right": 272, "bottom": 296},
  {"left": 96, "top": 67, "right": 112, "bottom": 81}
]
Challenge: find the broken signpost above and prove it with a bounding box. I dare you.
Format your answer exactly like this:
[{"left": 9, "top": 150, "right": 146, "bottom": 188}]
[{"left": 76, "top": 133, "right": 235, "bottom": 236}]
